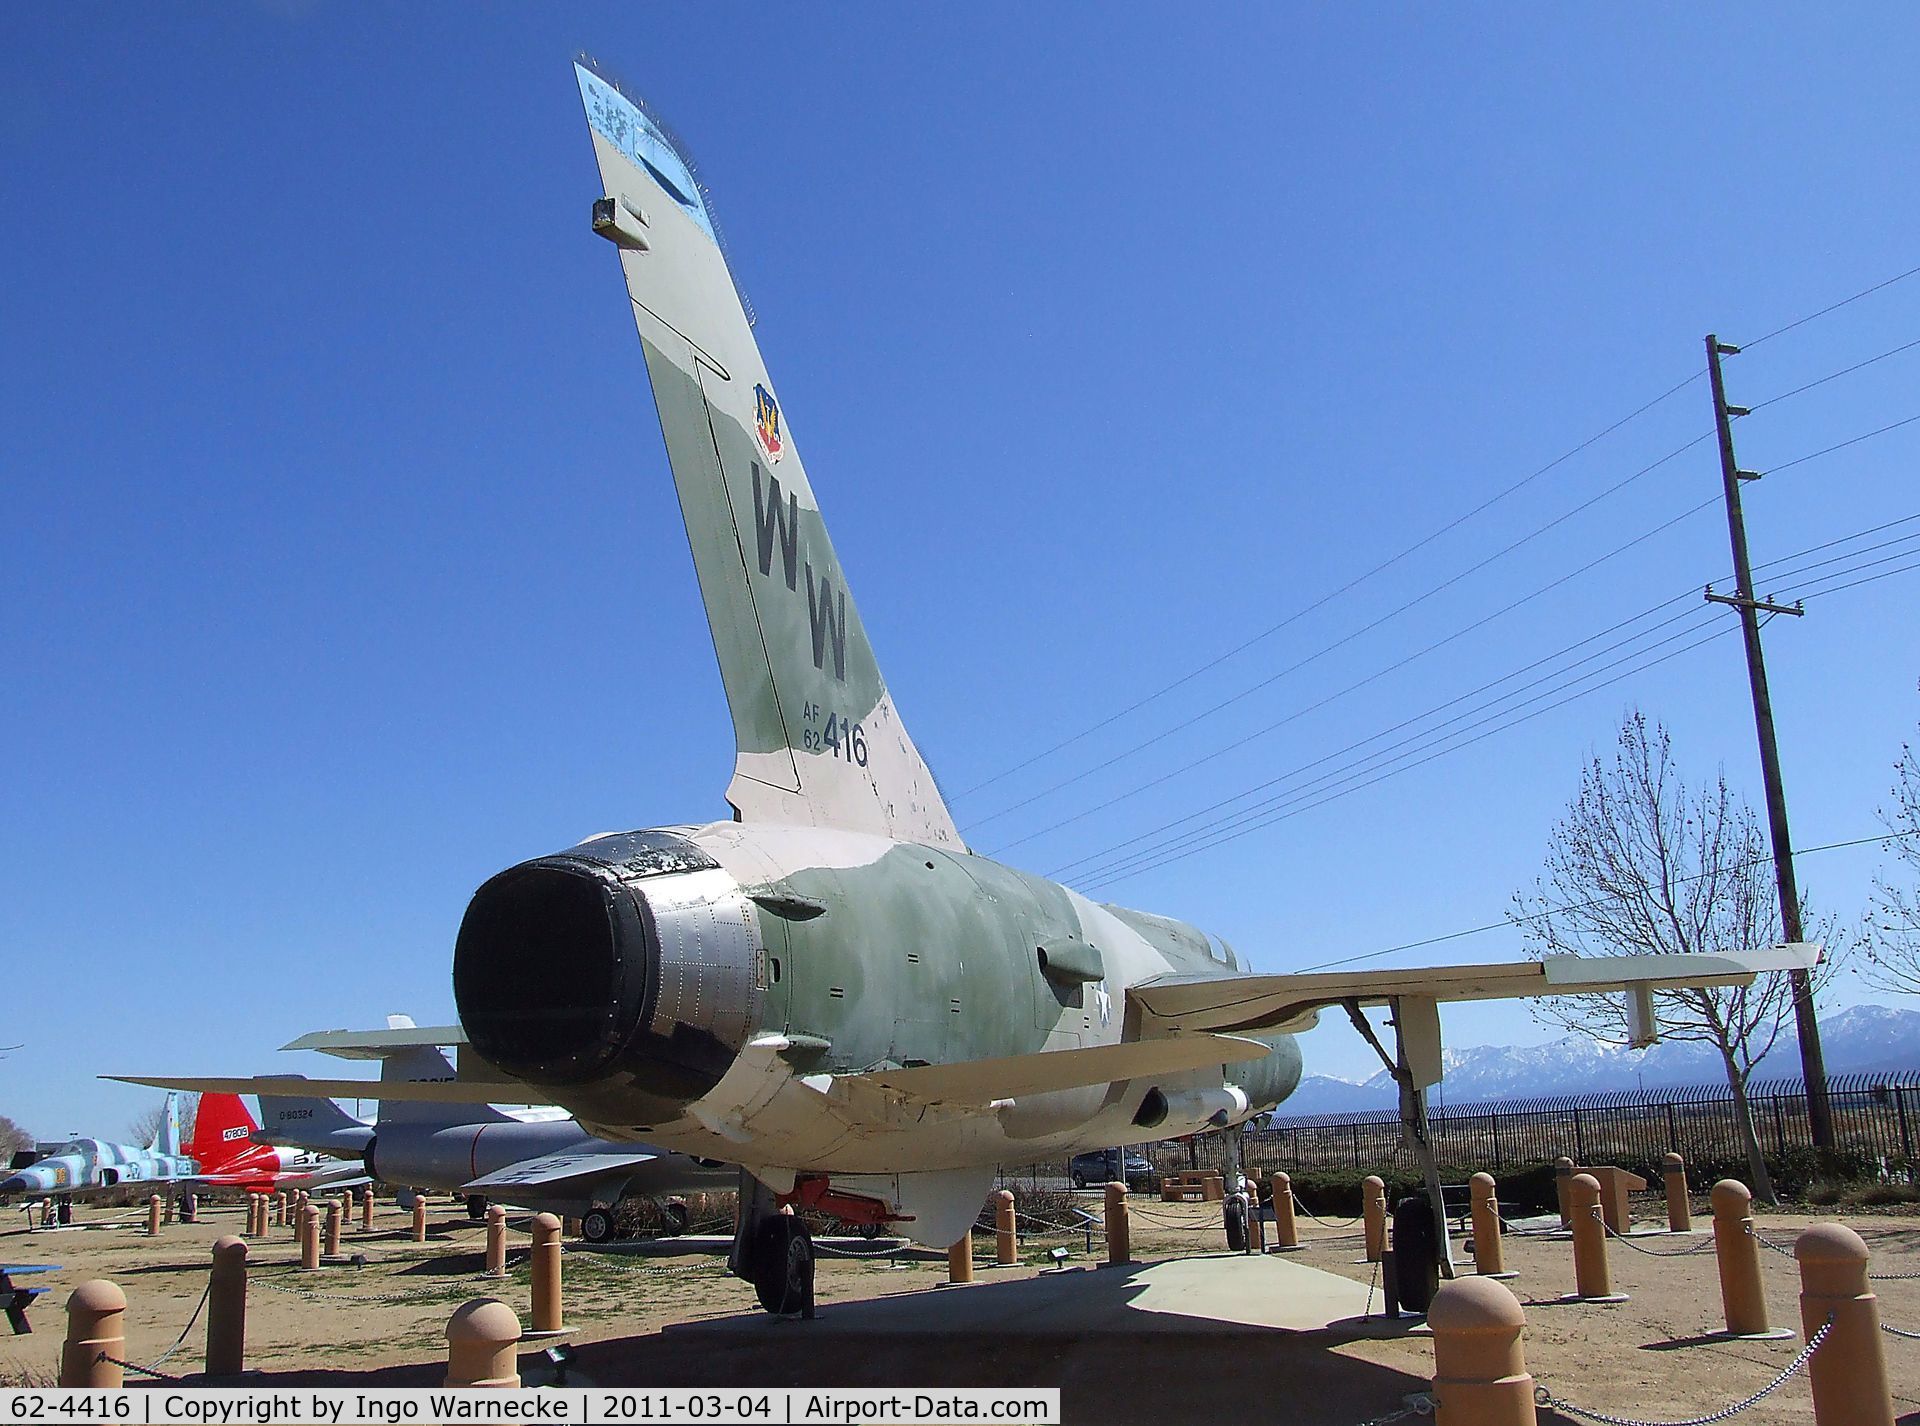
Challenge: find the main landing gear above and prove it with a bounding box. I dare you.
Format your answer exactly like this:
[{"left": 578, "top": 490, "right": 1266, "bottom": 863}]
[{"left": 730, "top": 1171, "right": 907, "bottom": 1317}]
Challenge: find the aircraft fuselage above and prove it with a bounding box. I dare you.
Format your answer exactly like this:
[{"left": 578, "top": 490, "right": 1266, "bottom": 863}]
[{"left": 452, "top": 820, "right": 1301, "bottom": 1180}]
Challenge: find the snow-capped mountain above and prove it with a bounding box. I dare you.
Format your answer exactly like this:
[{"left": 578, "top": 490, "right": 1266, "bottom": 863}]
[{"left": 1277, "top": 1003, "right": 1920, "bottom": 1117}]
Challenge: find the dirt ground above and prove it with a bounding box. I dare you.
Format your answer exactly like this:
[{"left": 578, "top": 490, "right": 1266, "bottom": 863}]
[{"left": 6, "top": 1194, "right": 1920, "bottom": 1423}]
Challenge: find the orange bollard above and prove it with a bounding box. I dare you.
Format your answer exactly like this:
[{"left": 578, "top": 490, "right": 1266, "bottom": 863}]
[
  {"left": 146, "top": 1194, "right": 162, "bottom": 1238},
  {"left": 993, "top": 1189, "right": 1017, "bottom": 1267},
  {"left": 59, "top": 1280, "right": 126, "bottom": 1388},
  {"left": 531, "top": 1213, "right": 563, "bottom": 1333},
  {"left": 484, "top": 1204, "right": 507, "bottom": 1277},
  {"left": 1662, "top": 1152, "right": 1692, "bottom": 1232},
  {"left": 273, "top": 1192, "right": 286, "bottom": 1228},
  {"left": 1362, "top": 1176, "right": 1387, "bottom": 1262},
  {"left": 947, "top": 1238, "right": 974, "bottom": 1285},
  {"left": 1797, "top": 1223, "right": 1894, "bottom": 1426},
  {"left": 360, "top": 1187, "right": 374, "bottom": 1233},
  {"left": 205, "top": 1235, "right": 247, "bottom": 1378},
  {"left": 1428, "top": 1276, "right": 1537, "bottom": 1426},
  {"left": 1270, "top": 1171, "right": 1299, "bottom": 1250},
  {"left": 563, "top": 1216, "right": 581, "bottom": 1239},
  {"left": 1567, "top": 1173, "right": 1625, "bottom": 1302},
  {"left": 1249, "top": 1191, "right": 1266, "bottom": 1253},
  {"left": 163, "top": 1193, "right": 174, "bottom": 1226},
  {"left": 324, "top": 1200, "right": 342, "bottom": 1259},
  {"left": 1104, "top": 1182, "right": 1131, "bottom": 1266},
  {"left": 299, "top": 1205, "right": 321, "bottom": 1271},
  {"left": 1710, "top": 1179, "right": 1788, "bottom": 1338},
  {"left": 1470, "top": 1173, "right": 1513, "bottom": 1279},
  {"left": 445, "top": 1298, "right": 521, "bottom": 1387},
  {"left": 412, "top": 1196, "right": 428, "bottom": 1243}
]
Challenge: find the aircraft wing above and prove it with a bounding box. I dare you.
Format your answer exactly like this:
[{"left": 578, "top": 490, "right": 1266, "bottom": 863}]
[
  {"left": 107, "top": 1075, "right": 554, "bottom": 1106},
  {"left": 461, "top": 1150, "right": 657, "bottom": 1195},
  {"left": 1127, "top": 944, "right": 1821, "bottom": 1036},
  {"left": 281, "top": 1026, "right": 467, "bottom": 1059},
  {"left": 839, "top": 1032, "right": 1272, "bottom": 1107}
]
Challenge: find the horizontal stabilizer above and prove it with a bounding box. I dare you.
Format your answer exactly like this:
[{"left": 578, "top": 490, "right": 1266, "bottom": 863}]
[
  {"left": 1129, "top": 944, "right": 1821, "bottom": 1036},
  {"left": 842, "top": 1033, "right": 1271, "bottom": 1107},
  {"left": 462, "top": 1150, "right": 656, "bottom": 1194},
  {"left": 107, "top": 1074, "right": 553, "bottom": 1107},
  {"left": 280, "top": 1025, "right": 467, "bottom": 1059}
]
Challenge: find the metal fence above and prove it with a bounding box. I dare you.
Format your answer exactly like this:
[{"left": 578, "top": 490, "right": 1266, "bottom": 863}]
[{"left": 1252, "top": 1070, "right": 1920, "bottom": 1173}]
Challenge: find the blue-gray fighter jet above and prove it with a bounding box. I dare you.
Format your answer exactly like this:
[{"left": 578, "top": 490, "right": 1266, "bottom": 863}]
[{"left": 1, "top": 1094, "right": 197, "bottom": 1199}]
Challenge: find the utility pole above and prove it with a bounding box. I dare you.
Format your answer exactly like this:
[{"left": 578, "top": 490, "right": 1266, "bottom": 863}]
[{"left": 1703, "top": 332, "right": 1834, "bottom": 1150}]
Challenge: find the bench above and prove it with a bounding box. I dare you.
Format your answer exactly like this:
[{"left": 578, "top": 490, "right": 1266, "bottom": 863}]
[
  {"left": 1159, "top": 1171, "right": 1225, "bottom": 1203},
  {"left": 1574, "top": 1165, "right": 1647, "bottom": 1234}
]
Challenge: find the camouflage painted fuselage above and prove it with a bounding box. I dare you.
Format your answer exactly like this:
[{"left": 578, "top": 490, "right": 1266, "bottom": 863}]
[{"left": 454, "top": 819, "right": 1301, "bottom": 1178}]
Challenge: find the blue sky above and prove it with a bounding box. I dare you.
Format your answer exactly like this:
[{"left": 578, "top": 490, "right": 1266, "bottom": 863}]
[{"left": 4, "top": 7, "right": 1918, "bottom": 1136}]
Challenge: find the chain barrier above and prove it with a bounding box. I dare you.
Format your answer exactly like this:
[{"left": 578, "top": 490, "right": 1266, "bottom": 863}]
[
  {"left": 1292, "top": 1195, "right": 1363, "bottom": 1230},
  {"left": 1882, "top": 1320, "right": 1920, "bottom": 1340},
  {"left": 1350, "top": 1397, "right": 1431, "bottom": 1426},
  {"left": 1532, "top": 1315, "right": 1831, "bottom": 1426},
  {"left": 811, "top": 1240, "right": 916, "bottom": 1261},
  {"left": 1601, "top": 1218, "right": 1717, "bottom": 1257},
  {"left": 95, "top": 1352, "right": 184, "bottom": 1383},
  {"left": 1743, "top": 1222, "right": 1798, "bottom": 1260}
]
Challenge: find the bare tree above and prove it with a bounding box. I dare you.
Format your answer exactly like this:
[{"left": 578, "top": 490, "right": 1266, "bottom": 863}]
[
  {"left": 1864, "top": 731, "right": 1920, "bottom": 996},
  {"left": 1508, "top": 713, "right": 1836, "bottom": 1203},
  {"left": 0, "top": 1115, "right": 28, "bottom": 1163},
  {"left": 126, "top": 1096, "right": 197, "bottom": 1150}
]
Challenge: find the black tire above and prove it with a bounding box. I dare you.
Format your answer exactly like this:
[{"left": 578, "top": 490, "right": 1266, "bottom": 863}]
[
  {"left": 581, "top": 1207, "right": 616, "bottom": 1244},
  {"left": 1391, "top": 1197, "right": 1439, "bottom": 1314},
  {"left": 465, "top": 1195, "right": 488, "bottom": 1222},
  {"left": 752, "top": 1215, "right": 815, "bottom": 1316},
  {"left": 663, "top": 1201, "right": 690, "bottom": 1237},
  {"left": 1224, "top": 1195, "right": 1249, "bottom": 1252}
]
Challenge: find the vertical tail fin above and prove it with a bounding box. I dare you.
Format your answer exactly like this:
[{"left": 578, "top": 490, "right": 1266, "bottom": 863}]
[
  {"left": 254, "top": 1079, "right": 374, "bottom": 1154},
  {"left": 186, "top": 1093, "right": 258, "bottom": 1170},
  {"left": 574, "top": 59, "right": 962, "bottom": 848},
  {"left": 374, "top": 1045, "right": 515, "bottom": 1127},
  {"left": 149, "top": 1091, "right": 184, "bottom": 1156}
]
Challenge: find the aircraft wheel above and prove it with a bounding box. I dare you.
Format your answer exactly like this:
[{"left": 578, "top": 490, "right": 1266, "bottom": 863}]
[
  {"left": 663, "top": 1201, "right": 690, "bottom": 1236},
  {"left": 752, "top": 1215, "right": 815, "bottom": 1317},
  {"left": 581, "top": 1207, "right": 616, "bottom": 1243},
  {"left": 465, "top": 1195, "right": 489, "bottom": 1222},
  {"left": 1223, "top": 1195, "right": 1249, "bottom": 1252}
]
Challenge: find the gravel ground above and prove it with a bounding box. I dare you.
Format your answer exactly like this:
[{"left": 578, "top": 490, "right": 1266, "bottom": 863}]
[{"left": 5, "top": 1193, "right": 1918, "bottom": 1423}]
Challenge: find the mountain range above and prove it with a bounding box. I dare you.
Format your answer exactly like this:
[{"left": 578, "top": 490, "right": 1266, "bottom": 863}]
[{"left": 1279, "top": 1003, "right": 1920, "bottom": 1117}]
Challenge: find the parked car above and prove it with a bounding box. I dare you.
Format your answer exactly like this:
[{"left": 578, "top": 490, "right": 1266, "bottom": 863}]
[{"left": 1069, "top": 1149, "right": 1154, "bottom": 1190}]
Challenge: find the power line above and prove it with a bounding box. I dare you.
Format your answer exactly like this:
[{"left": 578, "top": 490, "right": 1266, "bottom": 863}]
[
  {"left": 956, "top": 407, "right": 1704, "bottom": 804},
  {"left": 969, "top": 432, "right": 1716, "bottom": 834},
  {"left": 1074, "top": 554, "right": 1920, "bottom": 893},
  {"left": 1764, "top": 410, "right": 1920, "bottom": 477},
  {"left": 1740, "top": 263, "right": 1920, "bottom": 350},
  {"left": 960, "top": 263, "right": 1920, "bottom": 801},
  {"left": 1071, "top": 619, "right": 1737, "bottom": 892},
  {"left": 1749, "top": 335, "right": 1920, "bottom": 412},
  {"left": 995, "top": 403, "right": 1920, "bottom": 860},
  {"left": 1050, "top": 516, "right": 1920, "bottom": 886},
  {"left": 1295, "top": 830, "right": 1920, "bottom": 975},
  {"left": 1066, "top": 549, "right": 1920, "bottom": 893},
  {"left": 972, "top": 351, "right": 1920, "bottom": 837}
]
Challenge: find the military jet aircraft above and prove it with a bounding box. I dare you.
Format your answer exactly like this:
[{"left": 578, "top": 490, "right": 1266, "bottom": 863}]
[
  {"left": 123, "top": 56, "right": 1817, "bottom": 1314},
  {"left": 1, "top": 1094, "right": 196, "bottom": 1199},
  {"left": 251, "top": 1023, "right": 733, "bottom": 1241},
  {"left": 183, "top": 1093, "right": 366, "bottom": 1196}
]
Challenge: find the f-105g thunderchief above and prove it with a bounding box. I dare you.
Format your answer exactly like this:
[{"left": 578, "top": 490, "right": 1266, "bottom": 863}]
[{"left": 127, "top": 56, "right": 1815, "bottom": 1315}]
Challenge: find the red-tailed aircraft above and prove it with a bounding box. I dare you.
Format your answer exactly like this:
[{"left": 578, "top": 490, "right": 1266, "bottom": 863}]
[{"left": 186, "top": 1094, "right": 365, "bottom": 1195}]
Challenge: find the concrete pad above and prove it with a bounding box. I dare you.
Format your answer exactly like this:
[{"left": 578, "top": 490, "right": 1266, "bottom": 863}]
[{"left": 677, "top": 1252, "right": 1376, "bottom": 1338}]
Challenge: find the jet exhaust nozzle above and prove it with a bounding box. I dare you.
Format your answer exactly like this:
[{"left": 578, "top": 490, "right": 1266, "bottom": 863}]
[{"left": 452, "top": 830, "right": 755, "bottom": 1120}]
